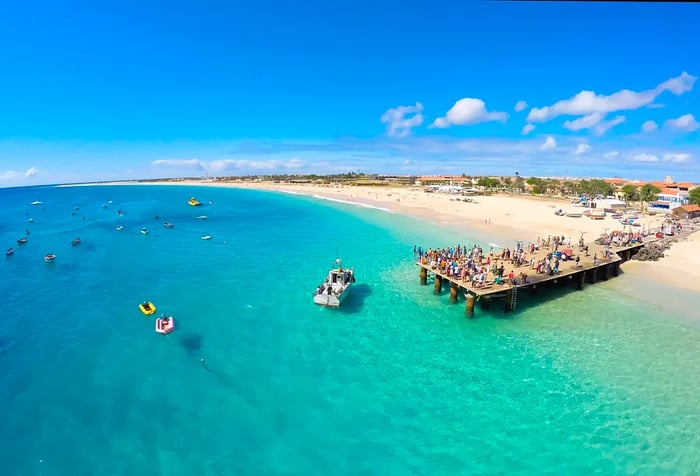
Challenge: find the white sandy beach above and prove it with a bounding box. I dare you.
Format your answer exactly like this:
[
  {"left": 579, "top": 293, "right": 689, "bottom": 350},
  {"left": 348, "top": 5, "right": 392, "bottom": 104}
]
[{"left": 80, "top": 180, "right": 700, "bottom": 292}]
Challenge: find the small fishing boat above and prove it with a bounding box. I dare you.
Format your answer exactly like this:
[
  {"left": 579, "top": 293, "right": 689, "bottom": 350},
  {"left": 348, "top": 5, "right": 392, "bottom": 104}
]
[
  {"left": 140, "top": 227, "right": 150, "bottom": 235},
  {"left": 188, "top": 197, "right": 201, "bottom": 206},
  {"left": 44, "top": 253, "right": 56, "bottom": 263},
  {"left": 201, "top": 235, "right": 212, "bottom": 240},
  {"left": 139, "top": 301, "right": 157, "bottom": 315},
  {"left": 17, "top": 237, "right": 28, "bottom": 245},
  {"left": 116, "top": 225, "right": 124, "bottom": 231},
  {"left": 196, "top": 215, "right": 208, "bottom": 220},
  {"left": 25, "top": 229, "right": 31, "bottom": 235},
  {"left": 28, "top": 218, "right": 34, "bottom": 223},
  {"left": 566, "top": 212, "right": 583, "bottom": 218},
  {"left": 155, "top": 315, "right": 175, "bottom": 334},
  {"left": 71, "top": 237, "right": 81, "bottom": 246},
  {"left": 163, "top": 222, "right": 174, "bottom": 228},
  {"left": 313, "top": 259, "right": 355, "bottom": 307},
  {"left": 6, "top": 248, "right": 14, "bottom": 256},
  {"left": 30, "top": 201, "right": 43, "bottom": 205}
]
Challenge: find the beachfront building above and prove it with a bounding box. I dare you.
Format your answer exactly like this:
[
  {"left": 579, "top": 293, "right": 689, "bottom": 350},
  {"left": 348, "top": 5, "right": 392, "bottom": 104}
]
[
  {"left": 647, "top": 186, "right": 690, "bottom": 214},
  {"left": 672, "top": 204, "right": 700, "bottom": 220},
  {"left": 416, "top": 175, "right": 473, "bottom": 186}
]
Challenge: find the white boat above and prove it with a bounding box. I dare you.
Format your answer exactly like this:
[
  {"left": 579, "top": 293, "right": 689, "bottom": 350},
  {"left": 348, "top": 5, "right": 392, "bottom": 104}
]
[
  {"left": 313, "top": 259, "right": 355, "bottom": 307},
  {"left": 566, "top": 212, "right": 583, "bottom": 218},
  {"left": 196, "top": 215, "right": 208, "bottom": 220},
  {"left": 116, "top": 225, "right": 124, "bottom": 231},
  {"left": 201, "top": 235, "right": 212, "bottom": 240},
  {"left": 30, "top": 201, "right": 43, "bottom": 205},
  {"left": 140, "top": 227, "right": 149, "bottom": 235}
]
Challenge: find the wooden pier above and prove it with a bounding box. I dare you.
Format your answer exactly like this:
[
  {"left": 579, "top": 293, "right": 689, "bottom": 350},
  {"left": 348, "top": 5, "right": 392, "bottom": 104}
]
[{"left": 416, "top": 240, "right": 648, "bottom": 316}]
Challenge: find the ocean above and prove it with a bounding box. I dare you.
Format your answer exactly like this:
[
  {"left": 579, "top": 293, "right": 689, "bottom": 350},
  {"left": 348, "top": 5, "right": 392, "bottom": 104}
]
[{"left": 1, "top": 184, "right": 700, "bottom": 475}]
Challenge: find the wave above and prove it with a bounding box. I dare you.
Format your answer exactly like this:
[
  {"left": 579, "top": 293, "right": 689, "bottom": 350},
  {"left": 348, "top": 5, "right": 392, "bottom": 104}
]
[{"left": 310, "top": 194, "right": 392, "bottom": 213}]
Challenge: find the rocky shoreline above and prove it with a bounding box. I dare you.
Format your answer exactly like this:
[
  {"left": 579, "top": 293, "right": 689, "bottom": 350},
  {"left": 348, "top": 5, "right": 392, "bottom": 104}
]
[{"left": 631, "top": 227, "right": 698, "bottom": 262}]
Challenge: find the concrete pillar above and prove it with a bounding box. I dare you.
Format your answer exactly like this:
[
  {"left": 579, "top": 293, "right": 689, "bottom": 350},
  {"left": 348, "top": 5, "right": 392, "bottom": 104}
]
[
  {"left": 480, "top": 296, "right": 491, "bottom": 310},
  {"left": 419, "top": 267, "right": 427, "bottom": 285},
  {"left": 465, "top": 293, "right": 475, "bottom": 317},
  {"left": 434, "top": 275, "right": 442, "bottom": 295},
  {"left": 449, "top": 283, "right": 459, "bottom": 304}
]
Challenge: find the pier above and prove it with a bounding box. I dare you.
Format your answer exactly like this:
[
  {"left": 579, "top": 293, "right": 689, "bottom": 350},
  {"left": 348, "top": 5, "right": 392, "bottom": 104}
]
[{"left": 416, "top": 240, "right": 648, "bottom": 316}]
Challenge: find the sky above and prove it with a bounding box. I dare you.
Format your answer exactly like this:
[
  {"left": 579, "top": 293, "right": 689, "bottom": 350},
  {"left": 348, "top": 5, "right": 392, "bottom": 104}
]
[{"left": 0, "top": 0, "right": 699, "bottom": 187}]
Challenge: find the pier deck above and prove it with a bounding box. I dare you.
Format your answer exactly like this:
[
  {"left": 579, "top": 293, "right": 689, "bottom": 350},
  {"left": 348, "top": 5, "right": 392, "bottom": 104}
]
[{"left": 416, "top": 240, "right": 649, "bottom": 314}]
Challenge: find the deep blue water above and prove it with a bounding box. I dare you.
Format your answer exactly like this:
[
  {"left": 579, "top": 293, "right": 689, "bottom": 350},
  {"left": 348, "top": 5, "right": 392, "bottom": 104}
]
[{"left": 1, "top": 184, "right": 700, "bottom": 475}]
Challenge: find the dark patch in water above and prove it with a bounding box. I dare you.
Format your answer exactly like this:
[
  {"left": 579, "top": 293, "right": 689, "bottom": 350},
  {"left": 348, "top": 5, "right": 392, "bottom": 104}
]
[
  {"left": 179, "top": 333, "right": 202, "bottom": 355},
  {"left": 338, "top": 283, "right": 371, "bottom": 315}
]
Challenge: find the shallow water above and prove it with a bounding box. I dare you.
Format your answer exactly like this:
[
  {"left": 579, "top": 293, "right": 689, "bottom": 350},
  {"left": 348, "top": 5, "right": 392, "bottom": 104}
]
[{"left": 1, "top": 184, "right": 699, "bottom": 475}]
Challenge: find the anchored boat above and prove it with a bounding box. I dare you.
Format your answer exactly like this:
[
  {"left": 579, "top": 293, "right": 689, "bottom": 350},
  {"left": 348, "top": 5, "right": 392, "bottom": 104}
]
[
  {"left": 188, "top": 197, "right": 201, "bottom": 206},
  {"left": 313, "top": 259, "right": 355, "bottom": 307},
  {"left": 155, "top": 315, "right": 175, "bottom": 334}
]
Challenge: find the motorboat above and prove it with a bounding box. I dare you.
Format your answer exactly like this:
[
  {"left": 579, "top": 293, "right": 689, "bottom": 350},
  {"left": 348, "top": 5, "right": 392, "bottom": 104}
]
[
  {"left": 139, "top": 301, "right": 157, "bottom": 315},
  {"left": 155, "top": 315, "right": 175, "bottom": 334},
  {"left": 196, "top": 215, "right": 208, "bottom": 220},
  {"left": 28, "top": 218, "right": 34, "bottom": 223},
  {"left": 313, "top": 259, "right": 355, "bottom": 307},
  {"left": 163, "top": 222, "right": 175, "bottom": 228},
  {"left": 17, "top": 237, "right": 28, "bottom": 245},
  {"left": 6, "top": 248, "right": 14, "bottom": 256},
  {"left": 71, "top": 237, "right": 81, "bottom": 246},
  {"left": 140, "top": 227, "right": 150, "bottom": 234},
  {"left": 188, "top": 197, "right": 201, "bottom": 206},
  {"left": 44, "top": 253, "right": 56, "bottom": 263},
  {"left": 31, "top": 201, "right": 42, "bottom": 205},
  {"left": 201, "top": 235, "right": 212, "bottom": 240},
  {"left": 116, "top": 225, "right": 124, "bottom": 231}
]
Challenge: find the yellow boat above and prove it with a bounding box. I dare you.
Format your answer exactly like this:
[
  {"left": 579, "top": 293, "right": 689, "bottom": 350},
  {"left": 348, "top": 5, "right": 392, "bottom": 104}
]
[
  {"left": 139, "top": 301, "right": 157, "bottom": 315},
  {"left": 188, "top": 197, "right": 201, "bottom": 206}
]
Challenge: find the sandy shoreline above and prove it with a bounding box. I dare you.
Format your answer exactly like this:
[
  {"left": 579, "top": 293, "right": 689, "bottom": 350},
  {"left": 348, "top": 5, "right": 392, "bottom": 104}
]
[{"left": 69, "top": 180, "right": 700, "bottom": 293}]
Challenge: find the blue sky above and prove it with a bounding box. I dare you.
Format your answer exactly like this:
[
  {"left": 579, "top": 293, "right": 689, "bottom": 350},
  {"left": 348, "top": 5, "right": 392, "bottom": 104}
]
[{"left": 0, "top": 0, "right": 698, "bottom": 186}]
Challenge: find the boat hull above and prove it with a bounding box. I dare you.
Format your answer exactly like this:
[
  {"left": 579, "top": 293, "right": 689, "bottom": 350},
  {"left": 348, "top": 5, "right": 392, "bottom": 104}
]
[{"left": 313, "top": 285, "right": 352, "bottom": 307}]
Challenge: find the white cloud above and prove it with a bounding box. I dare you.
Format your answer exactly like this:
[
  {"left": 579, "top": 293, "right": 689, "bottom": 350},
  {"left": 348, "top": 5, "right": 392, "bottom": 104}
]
[
  {"left": 664, "top": 113, "right": 700, "bottom": 132},
  {"left": 0, "top": 170, "right": 18, "bottom": 181},
  {"left": 380, "top": 102, "right": 424, "bottom": 137},
  {"left": 152, "top": 158, "right": 206, "bottom": 170},
  {"left": 526, "top": 72, "right": 696, "bottom": 131},
  {"left": 662, "top": 153, "right": 691, "bottom": 163},
  {"left": 514, "top": 100, "right": 528, "bottom": 112},
  {"left": 563, "top": 113, "right": 605, "bottom": 131},
  {"left": 631, "top": 153, "right": 659, "bottom": 162},
  {"left": 430, "top": 98, "right": 508, "bottom": 128},
  {"left": 647, "top": 103, "right": 665, "bottom": 109},
  {"left": 25, "top": 166, "right": 38, "bottom": 177},
  {"left": 641, "top": 120, "right": 659, "bottom": 133},
  {"left": 573, "top": 143, "right": 591, "bottom": 155},
  {"left": 603, "top": 151, "right": 619, "bottom": 159},
  {"left": 540, "top": 136, "right": 556, "bottom": 151},
  {"left": 521, "top": 123, "right": 536, "bottom": 135},
  {"left": 593, "top": 115, "right": 626, "bottom": 136},
  {"left": 207, "top": 158, "right": 307, "bottom": 173}
]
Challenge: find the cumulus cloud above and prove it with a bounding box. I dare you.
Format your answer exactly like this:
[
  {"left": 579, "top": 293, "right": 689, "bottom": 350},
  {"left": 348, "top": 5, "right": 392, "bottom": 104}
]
[
  {"left": 662, "top": 153, "right": 691, "bottom": 163},
  {"left": 573, "top": 143, "right": 591, "bottom": 155},
  {"left": 430, "top": 98, "right": 508, "bottom": 128},
  {"left": 631, "top": 153, "right": 659, "bottom": 162},
  {"left": 527, "top": 72, "right": 696, "bottom": 124},
  {"left": 380, "top": 102, "right": 424, "bottom": 137},
  {"left": 25, "top": 166, "right": 38, "bottom": 177},
  {"left": 521, "top": 123, "right": 536, "bottom": 135},
  {"left": 152, "top": 158, "right": 207, "bottom": 170},
  {"left": 664, "top": 113, "right": 700, "bottom": 132},
  {"left": 592, "top": 115, "right": 626, "bottom": 135},
  {"left": 514, "top": 100, "right": 528, "bottom": 112},
  {"left": 603, "top": 151, "right": 619, "bottom": 159},
  {"left": 641, "top": 120, "right": 659, "bottom": 133},
  {"left": 540, "top": 136, "right": 556, "bottom": 151}
]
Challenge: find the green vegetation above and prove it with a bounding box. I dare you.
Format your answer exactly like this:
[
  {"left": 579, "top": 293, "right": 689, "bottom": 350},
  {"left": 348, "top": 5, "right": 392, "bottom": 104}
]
[
  {"left": 639, "top": 183, "right": 661, "bottom": 202},
  {"left": 620, "top": 184, "right": 640, "bottom": 202},
  {"left": 689, "top": 187, "right": 700, "bottom": 205}
]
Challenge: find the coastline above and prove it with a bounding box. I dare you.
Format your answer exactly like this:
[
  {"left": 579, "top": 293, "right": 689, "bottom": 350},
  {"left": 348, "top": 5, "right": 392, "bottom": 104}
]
[{"left": 67, "top": 179, "right": 700, "bottom": 293}]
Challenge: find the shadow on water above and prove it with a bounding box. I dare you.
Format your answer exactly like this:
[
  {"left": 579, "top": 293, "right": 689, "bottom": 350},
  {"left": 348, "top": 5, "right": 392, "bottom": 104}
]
[
  {"left": 176, "top": 332, "right": 238, "bottom": 390},
  {"left": 338, "top": 283, "right": 372, "bottom": 315}
]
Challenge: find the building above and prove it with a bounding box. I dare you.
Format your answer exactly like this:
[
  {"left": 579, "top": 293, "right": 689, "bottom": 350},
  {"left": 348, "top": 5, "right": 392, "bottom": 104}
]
[
  {"left": 672, "top": 204, "right": 700, "bottom": 220},
  {"left": 647, "top": 187, "right": 690, "bottom": 214}
]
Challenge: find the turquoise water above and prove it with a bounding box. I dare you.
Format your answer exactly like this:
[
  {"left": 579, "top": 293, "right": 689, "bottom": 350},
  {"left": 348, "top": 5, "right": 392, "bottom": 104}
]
[{"left": 2, "top": 184, "right": 700, "bottom": 475}]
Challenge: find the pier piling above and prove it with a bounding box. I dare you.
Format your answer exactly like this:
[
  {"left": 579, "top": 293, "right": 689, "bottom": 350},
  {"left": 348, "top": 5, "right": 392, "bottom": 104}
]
[
  {"left": 465, "top": 293, "right": 475, "bottom": 317},
  {"left": 419, "top": 267, "right": 427, "bottom": 285},
  {"left": 434, "top": 275, "right": 442, "bottom": 295},
  {"left": 449, "top": 283, "right": 459, "bottom": 304}
]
